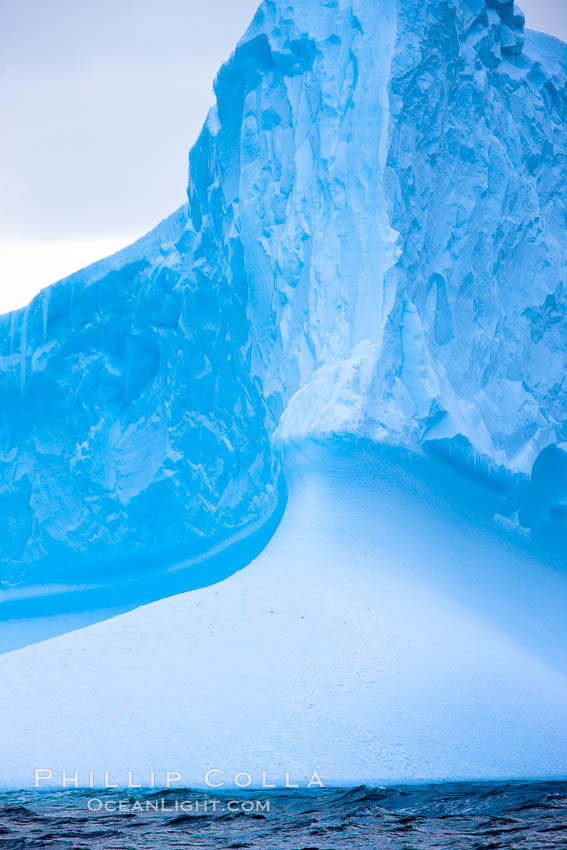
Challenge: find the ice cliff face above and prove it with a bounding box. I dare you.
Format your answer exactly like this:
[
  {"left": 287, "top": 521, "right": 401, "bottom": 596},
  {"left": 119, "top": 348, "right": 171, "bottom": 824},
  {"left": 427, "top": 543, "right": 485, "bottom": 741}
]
[
  {"left": 379, "top": 0, "right": 566, "bottom": 471},
  {"left": 0, "top": 209, "right": 279, "bottom": 586},
  {"left": 228, "top": 0, "right": 565, "bottom": 478},
  {"left": 0, "top": 0, "right": 565, "bottom": 589}
]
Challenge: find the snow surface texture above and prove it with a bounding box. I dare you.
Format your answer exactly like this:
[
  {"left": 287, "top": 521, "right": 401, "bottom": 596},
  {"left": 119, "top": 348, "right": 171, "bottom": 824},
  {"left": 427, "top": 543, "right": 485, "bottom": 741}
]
[
  {"left": 0, "top": 0, "right": 566, "bottom": 783},
  {"left": 1, "top": 442, "right": 567, "bottom": 788}
]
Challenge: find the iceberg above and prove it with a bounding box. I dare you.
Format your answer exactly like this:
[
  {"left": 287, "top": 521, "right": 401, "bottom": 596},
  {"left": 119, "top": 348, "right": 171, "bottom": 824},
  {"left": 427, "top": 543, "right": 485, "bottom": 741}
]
[{"left": 0, "top": 0, "right": 566, "bottom": 783}]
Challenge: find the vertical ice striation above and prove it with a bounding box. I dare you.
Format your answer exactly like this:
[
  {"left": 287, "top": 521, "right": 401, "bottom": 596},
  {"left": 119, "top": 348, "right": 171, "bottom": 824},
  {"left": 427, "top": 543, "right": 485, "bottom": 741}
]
[
  {"left": 377, "top": 0, "right": 566, "bottom": 474},
  {"left": 273, "top": 0, "right": 566, "bottom": 478},
  {"left": 0, "top": 0, "right": 565, "bottom": 592},
  {"left": 223, "top": 0, "right": 401, "bottom": 415}
]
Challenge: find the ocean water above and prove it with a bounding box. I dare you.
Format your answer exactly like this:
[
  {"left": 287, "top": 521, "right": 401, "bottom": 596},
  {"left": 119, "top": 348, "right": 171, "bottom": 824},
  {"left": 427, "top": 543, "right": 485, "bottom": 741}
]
[{"left": 1, "top": 782, "right": 566, "bottom": 848}]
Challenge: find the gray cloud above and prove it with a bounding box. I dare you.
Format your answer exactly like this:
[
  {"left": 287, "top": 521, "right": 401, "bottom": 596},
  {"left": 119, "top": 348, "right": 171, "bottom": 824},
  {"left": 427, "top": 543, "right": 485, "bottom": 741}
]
[
  {"left": 0, "top": 0, "right": 259, "bottom": 240},
  {"left": 0, "top": 0, "right": 564, "bottom": 242},
  {"left": 521, "top": 0, "right": 567, "bottom": 42}
]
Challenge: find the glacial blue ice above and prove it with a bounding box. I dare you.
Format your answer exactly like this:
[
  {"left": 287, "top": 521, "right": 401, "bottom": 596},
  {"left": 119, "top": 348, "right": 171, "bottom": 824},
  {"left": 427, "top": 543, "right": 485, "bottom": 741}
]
[{"left": 0, "top": 0, "right": 566, "bottom": 629}]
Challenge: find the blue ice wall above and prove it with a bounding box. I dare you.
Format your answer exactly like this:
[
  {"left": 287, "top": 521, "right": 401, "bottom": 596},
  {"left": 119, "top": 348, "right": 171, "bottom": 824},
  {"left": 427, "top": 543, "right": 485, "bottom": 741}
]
[
  {"left": 0, "top": 0, "right": 565, "bottom": 595},
  {"left": 0, "top": 204, "right": 280, "bottom": 592}
]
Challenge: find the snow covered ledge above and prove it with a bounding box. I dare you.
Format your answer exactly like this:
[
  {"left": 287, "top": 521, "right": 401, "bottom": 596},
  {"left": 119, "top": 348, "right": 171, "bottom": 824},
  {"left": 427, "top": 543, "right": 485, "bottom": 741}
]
[{"left": 1, "top": 438, "right": 566, "bottom": 790}]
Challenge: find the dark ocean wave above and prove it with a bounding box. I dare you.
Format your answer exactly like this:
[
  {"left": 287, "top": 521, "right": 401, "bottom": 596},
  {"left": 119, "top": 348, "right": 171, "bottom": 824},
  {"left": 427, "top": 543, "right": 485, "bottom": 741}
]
[{"left": 0, "top": 781, "right": 566, "bottom": 848}]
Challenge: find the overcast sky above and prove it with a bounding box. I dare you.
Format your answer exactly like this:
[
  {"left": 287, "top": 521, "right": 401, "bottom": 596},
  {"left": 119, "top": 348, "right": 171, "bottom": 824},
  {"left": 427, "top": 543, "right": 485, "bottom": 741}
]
[
  {"left": 0, "top": 0, "right": 565, "bottom": 312},
  {"left": 0, "top": 0, "right": 259, "bottom": 241}
]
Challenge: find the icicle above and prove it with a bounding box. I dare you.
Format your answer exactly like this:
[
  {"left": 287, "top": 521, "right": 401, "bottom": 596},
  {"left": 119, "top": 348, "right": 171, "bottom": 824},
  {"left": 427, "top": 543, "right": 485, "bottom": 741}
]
[
  {"left": 42, "top": 289, "right": 50, "bottom": 342},
  {"left": 9, "top": 311, "right": 16, "bottom": 357},
  {"left": 20, "top": 304, "right": 30, "bottom": 398}
]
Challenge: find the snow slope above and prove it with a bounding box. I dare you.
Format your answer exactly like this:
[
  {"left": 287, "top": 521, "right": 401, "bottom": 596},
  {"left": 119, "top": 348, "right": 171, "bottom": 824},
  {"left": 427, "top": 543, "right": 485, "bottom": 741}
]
[{"left": 1, "top": 440, "right": 566, "bottom": 789}]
